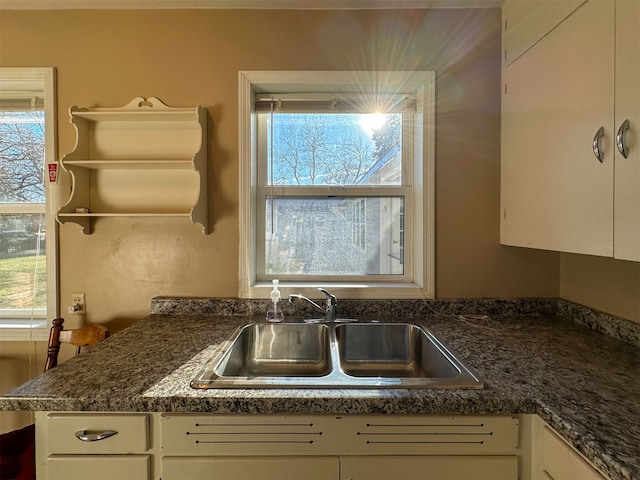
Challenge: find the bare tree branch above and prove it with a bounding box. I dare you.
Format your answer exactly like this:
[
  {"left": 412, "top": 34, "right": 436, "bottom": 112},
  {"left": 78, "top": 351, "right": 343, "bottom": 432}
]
[{"left": 0, "top": 112, "right": 45, "bottom": 203}]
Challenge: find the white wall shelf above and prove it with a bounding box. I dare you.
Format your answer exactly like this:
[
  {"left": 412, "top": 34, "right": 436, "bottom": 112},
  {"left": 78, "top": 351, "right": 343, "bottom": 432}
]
[{"left": 57, "top": 96, "right": 208, "bottom": 234}]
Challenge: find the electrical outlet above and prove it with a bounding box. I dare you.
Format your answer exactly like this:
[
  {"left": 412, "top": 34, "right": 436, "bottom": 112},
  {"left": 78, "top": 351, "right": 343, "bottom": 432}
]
[{"left": 68, "top": 292, "right": 85, "bottom": 314}]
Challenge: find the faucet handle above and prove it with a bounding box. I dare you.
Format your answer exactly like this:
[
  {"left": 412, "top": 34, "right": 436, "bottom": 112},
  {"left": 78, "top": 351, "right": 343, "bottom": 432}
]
[
  {"left": 317, "top": 288, "right": 337, "bottom": 319},
  {"left": 317, "top": 288, "right": 336, "bottom": 303}
]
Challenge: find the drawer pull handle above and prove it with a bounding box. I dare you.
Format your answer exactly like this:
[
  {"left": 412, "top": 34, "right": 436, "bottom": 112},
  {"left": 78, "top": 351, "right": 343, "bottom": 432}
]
[
  {"left": 592, "top": 126, "right": 605, "bottom": 163},
  {"left": 616, "top": 118, "right": 630, "bottom": 158},
  {"left": 74, "top": 429, "right": 118, "bottom": 442}
]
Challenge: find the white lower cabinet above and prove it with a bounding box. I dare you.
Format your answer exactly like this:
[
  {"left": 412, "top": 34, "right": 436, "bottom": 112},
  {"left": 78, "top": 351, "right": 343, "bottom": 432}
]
[
  {"left": 160, "top": 414, "right": 520, "bottom": 480},
  {"left": 162, "top": 455, "right": 518, "bottom": 480},
  {"left": 34, "top": 413, "right": 611, "bottom": 480},
  {"left": 531, "top": 416, "right": 607, "bottom": 480},
  {"left": 48, "top": 455, "right": 151, "bottom": 480},
  {"left": 35, "top": 412, "right": 155, "bottom": 480},
  {"left": 163, "top": 456, "right": 339, "bottom": 480},
  {"left": 340, "top": 456, "right": 518, "bottom": 480}
]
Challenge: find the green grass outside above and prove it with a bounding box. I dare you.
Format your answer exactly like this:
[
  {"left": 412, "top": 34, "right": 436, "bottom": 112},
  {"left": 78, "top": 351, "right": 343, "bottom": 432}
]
[{"left": 0, "top": 254, "right": 47, "bottom": 310}]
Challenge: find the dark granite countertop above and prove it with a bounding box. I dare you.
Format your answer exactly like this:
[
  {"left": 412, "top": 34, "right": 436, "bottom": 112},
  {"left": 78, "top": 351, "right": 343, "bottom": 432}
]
[{"left": 2, "top": 303, "right": 640, "bottom": 480}]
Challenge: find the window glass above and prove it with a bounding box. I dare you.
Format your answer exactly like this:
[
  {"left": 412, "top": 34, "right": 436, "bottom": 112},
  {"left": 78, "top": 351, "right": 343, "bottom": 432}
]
[
  {"left": 262, "top": 111, "right": 406, "bottom": 279},
  {"left": 0, "top": 111, "right": 45, "bottom": 203},
  {"left": 268, "top": 113, "right": 401, "bottom": 186},
  {"left": 262, "top": 111, "right": 405, "bottom": 278},
  {"left": 0, "top": 68, "right": 54, "bottom": 324},
  {"left": 0, "top": 214, "right": 47, "bottom": 312},
  {"left": 0, "top": 112, "right": 47, "bottom": 316},
  {"left": 265, "top": 196, "right": 404, "bottom": 276}
]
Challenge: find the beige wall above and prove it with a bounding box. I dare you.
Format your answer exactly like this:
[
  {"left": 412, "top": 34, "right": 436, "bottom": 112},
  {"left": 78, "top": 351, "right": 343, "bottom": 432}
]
[
  {"left": 0, "top": 341, "right": 45, "bottom": 432},
  {"left": 561, "top": 254, "right": 640, "bottom": 322},
  {"left": 0, "top": 7, "right": 560, "bottom": 333},
  {"left": 0, "top": 341, "right": 75, "bottom": 433}
]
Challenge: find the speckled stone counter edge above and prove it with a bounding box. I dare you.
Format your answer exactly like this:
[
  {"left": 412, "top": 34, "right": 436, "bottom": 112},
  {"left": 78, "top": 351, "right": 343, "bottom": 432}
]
[
  {"left": 558, "top": 300, "right": 640, "bottom": 347},
  {"left": 149, "top": 296, "right": 558, "bottom": 318},
  {"left": 150, "top": 296, "right": 640, "bottom": 347}
]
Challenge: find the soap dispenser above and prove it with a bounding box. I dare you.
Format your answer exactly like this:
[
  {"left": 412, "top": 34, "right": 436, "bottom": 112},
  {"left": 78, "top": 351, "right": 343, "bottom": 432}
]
[{"left": 266, "top": 279, "right": 284, "bottom": 322}]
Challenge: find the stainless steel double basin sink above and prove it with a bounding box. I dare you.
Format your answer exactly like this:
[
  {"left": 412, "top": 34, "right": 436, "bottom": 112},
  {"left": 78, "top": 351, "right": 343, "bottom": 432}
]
[{"left": 191, "top": 321, "right": 484, "bottom": 389}]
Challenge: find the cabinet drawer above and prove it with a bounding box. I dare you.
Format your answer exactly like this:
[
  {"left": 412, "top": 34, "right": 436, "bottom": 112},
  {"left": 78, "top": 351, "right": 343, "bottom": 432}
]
[
  {"left": 48, "top": 454, "right": 150, "bottom": 480},
  {"left": 162, "top": 414, "right": 334, "bottom": 456},
  {"left": 46, "top": 413, "right": 149, "bottom": 454},
  {"left": 340, "top": 455, "right": 518, "bottom": 480},
  {"left": 541, "top": 426, "right": 605, "bottom": 480},
  {"left": 163, "top": 456, "right": 339, "bottom": 480},
  {"left": 162, "top": 414, "right": 519, "bottom": 457},
  {"left": 338, "top": 415, "right": 519, "bottom": 456}
]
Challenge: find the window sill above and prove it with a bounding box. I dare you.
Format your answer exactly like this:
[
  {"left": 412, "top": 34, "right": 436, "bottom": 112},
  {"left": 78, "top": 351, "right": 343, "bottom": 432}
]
[
  {"left": 242, "top": 281, "right": 433, "bottom": 300},
  {"left": 0, "top": 320, "right": 48, "bottom": 341}
]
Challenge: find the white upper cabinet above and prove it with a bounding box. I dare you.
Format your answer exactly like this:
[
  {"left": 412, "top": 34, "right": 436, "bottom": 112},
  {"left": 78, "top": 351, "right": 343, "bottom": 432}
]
[
  {"left": 57, "top": 97, "right": 208, "bottom": 234},
  {"left": 501, "top": 0, "right": 615, "bottom": 256},
  {"left": 501, "top": 0, "right": 639, "bottom": 261},
  {"left": 613, "top": 0, "right": 640, "bottom": 261},
  {"left": 502, "top": 0, "right": 583, "bottom": 67}
]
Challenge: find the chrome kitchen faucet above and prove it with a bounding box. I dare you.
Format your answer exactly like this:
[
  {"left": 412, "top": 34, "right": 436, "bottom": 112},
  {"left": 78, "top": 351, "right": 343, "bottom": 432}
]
[{"left": 288, "top": 288, "right": 337, "bottom": 321}]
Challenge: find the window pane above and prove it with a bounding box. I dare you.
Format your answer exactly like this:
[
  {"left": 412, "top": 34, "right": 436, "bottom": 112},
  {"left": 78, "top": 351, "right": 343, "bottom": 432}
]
[
  {"left": 0, "top": 106, "right": 47, "bottom": 317},
  {"left": 267, "top": 113, "right": 401, "bottom": 186},
  {"left": 265, "top": 197, "right": 404, "bottom": 275},
  {"left": 0, "top": 111, "right": 45, "bottom": 203},
  {"left": 0, "top": 213, "right": 46, "bottom": 312}
]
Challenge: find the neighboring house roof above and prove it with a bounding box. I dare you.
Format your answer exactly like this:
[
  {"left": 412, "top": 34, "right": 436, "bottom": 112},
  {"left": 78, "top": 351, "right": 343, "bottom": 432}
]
[{"left": 357, "top": 143, "right": 401, "bottom": 185}]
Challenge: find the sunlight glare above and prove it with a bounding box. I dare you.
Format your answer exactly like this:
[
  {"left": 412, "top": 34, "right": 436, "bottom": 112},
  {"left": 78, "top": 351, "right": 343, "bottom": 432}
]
[{"left": 359, "top": 113, "right": 386, "bottom": 135}]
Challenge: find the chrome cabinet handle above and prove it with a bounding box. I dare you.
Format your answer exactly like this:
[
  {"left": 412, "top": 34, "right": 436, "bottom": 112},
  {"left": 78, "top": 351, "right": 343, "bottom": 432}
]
[
  {"left": 74, "top": 429, "right": 118, "bottom": 442},
  {"left": 616, "top": 119, "right": 630, "bottom": 158},
  {"left": 592, "top": 126, "right": 605, "bottom": 163}
]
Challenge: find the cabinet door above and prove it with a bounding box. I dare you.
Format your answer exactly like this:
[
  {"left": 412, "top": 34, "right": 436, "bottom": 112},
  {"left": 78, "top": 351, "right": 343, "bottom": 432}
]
[
  {"left": 44, "top": 413, "right": 149, "bottom": 454},
  {"left": 540, "top": 426, "right": 606, "bottom": 480},
  {"left": 340, "top": 456, "right": 518, "bottom": 480},
  {"left": 614, "top": 0, "right": 640, "bottom": 261},
  {"left": 162, "top": 456, "right": 339, "bottom": 480},
  {"left": 48, "top": 455, "right": 150, "bottom": 480},
  {"left": 501, "top": 0, "right": 615, "bottom": 256},
  {"left": 502, "top": 0, "right": 583, "bottom": 66}
]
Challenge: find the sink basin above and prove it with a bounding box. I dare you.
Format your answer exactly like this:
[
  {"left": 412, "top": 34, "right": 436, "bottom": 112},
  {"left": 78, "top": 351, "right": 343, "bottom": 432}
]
[
  {"left": 191, "top": 321, "right": 484, "bottom": 389},
  {"left": 335, "top": 323, "right": 460, "bottom": 379},
  {"left": 213, "top": 323, "right": 331, "bottom": 377}
]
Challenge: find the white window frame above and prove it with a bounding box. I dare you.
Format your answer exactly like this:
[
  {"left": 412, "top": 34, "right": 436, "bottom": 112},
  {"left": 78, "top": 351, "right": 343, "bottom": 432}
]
[
  {"left": 0, "top": 67, "right": 58, "bottom": 340},
  {"left": 239, "top": 71, "right": 434, "bottom": 299},
  {"left": 351, "top": 198, "right": 366, "bottom": 252}
]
